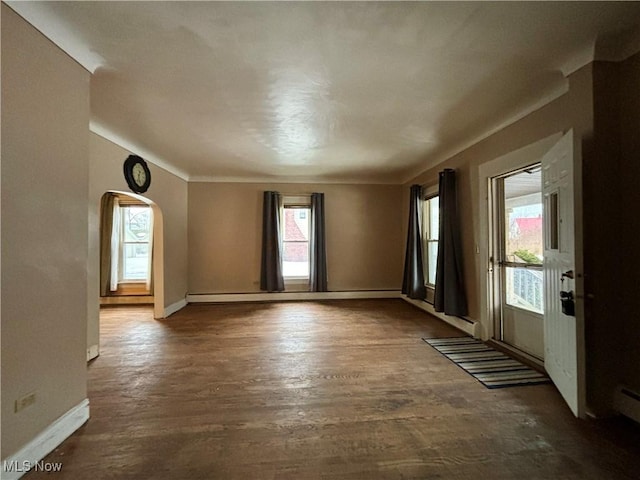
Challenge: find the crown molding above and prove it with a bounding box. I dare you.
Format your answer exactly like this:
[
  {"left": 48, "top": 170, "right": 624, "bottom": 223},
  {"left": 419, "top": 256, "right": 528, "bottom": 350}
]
[
  {"left": 187, "top": 175, "right": 400, "bottom": 185},
  {"left": 90, "top": 122, "right": 190, "bottom": 182}
]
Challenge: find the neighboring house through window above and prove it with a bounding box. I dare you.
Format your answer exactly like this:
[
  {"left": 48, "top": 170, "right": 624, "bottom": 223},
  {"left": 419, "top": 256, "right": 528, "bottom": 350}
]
[{"left": 282, "top": 196, "right": 311, "bottom": 280}]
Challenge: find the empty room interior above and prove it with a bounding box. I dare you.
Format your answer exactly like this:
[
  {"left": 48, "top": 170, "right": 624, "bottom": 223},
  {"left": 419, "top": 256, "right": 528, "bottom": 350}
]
[{"left": 3, "top": 1, "right": 640, "bottom": 479}]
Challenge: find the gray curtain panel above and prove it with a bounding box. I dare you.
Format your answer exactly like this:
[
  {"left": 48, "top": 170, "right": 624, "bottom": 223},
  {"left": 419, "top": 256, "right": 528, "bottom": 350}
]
[
  {"left": 260, "top": 191, "right": 285, "bottom": 292},
  {"left": 402, "top": 185, "right": 426, "bottom": 299},
  {"left": 99, "top": 192, "right": 116, "bottom": 296},
  {"left": 309, "top": 192, "right": 328, "bottom": 292},
  {"left": 434, "top": 169, "right": 468, "bottom": 316}
]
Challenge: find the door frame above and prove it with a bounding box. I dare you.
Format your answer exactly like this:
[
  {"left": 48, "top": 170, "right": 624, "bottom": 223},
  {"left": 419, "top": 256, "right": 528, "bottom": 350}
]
[
  {"left": 489, "top": 164, "right": 545, "bottom": 360},
  {"left": 476, "top": 133, "right": 562, "bottom": 343}
]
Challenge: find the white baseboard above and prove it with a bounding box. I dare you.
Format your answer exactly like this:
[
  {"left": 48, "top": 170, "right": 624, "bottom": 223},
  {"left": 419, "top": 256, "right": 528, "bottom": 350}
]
[
  {"left": 401, "top": 296, "right": 480, "bottom": 338},
  {"left": 164, "top": 298, "right": 187, "bottom": 317},
  {"left": 86, "top": 344, "right": 99, "bottom": 362},
  {"left": 187, "top": 290, "right": 402, "bottom": 303},
  {"left": 1, "top": 399, "right": 89, "bottom": 480}
]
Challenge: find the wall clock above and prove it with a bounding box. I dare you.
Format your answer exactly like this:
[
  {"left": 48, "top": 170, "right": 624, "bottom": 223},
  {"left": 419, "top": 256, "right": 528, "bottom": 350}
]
[{"left": 123, "top": 155, "right": 151, "bottom": 194}]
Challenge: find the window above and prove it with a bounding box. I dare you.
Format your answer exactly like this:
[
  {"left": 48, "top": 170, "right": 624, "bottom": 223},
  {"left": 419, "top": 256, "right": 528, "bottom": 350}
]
[
  {"left": 119, "top": 205, "right": 151, "bottom": 282},
  {"left": 282, "top": 205, "right": 310, "bottom": 278},
  {"left": 422, "top": 194, "right": 439, "bottom": 288},
  {"left": 501, "top": 167, "right": 544, "bottom": 313}
]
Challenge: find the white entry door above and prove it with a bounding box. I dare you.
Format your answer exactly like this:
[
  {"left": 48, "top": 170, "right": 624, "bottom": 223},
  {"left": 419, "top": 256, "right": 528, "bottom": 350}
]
[{"left": 542, "top": 130, "right": 585, "bottom": 417}]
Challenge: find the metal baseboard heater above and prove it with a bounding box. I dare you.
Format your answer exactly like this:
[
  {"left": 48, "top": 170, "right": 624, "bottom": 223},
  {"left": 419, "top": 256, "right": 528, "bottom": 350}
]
[{"left": 614, "top": 385, "right": 640, "bottom": 424}]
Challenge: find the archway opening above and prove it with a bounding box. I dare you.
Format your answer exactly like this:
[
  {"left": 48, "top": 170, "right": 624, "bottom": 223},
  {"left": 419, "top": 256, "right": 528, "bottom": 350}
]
[{"left": 99, "top": 190, "right": 164, "bottom": 319}]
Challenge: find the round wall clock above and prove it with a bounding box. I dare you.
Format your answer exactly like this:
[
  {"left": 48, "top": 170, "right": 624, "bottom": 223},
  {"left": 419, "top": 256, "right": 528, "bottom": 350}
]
[{"left": 123, "top": 155, "right": 151, "bottom": 194}]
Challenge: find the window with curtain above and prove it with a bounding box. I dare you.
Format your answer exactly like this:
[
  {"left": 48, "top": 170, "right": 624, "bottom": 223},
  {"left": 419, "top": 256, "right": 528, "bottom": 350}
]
[
  {"left": 260, "top": 192, "right": 326, "bottom": 292},
  {"left": 422, "top": 194, "right": 439, "bottom": 288},
  {"left": 119, "top": 205, "right": 152, "bottom": 282},
  {"left": 100, "top": 193, "right": 153, "bottom": 297},
  {"left": 282, "top": 205, "right": 311, "bottom": 279}
]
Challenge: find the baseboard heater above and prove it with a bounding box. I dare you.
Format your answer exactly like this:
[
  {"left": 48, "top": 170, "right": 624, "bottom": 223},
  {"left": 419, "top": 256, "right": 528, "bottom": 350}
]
[{"left": 614, "top": 385, "right": 640, "bottom": 424}]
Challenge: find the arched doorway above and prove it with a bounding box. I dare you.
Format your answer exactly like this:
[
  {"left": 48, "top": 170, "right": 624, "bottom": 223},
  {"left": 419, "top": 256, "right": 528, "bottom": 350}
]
[{"left": 99, "top": 191, "right": 164, "bottom": 318}]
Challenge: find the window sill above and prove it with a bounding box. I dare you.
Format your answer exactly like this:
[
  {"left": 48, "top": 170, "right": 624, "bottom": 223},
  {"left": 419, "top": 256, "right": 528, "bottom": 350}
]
[
  {"left": 284, "top": 277, "right": 309, "bottom": 284},
  {"left": 112, "top": 282, "right": 151, "bottom": 296}
]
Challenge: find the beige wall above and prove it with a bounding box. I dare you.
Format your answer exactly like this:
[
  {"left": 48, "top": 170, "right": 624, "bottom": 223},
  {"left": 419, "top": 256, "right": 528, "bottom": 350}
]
[
  {"left": 88, "top": 132, "right": 189, "bottom": 348},
  {"left": 188, "top": 183, "right": 403, "bottom": 293},
  {"left": 1, "top": 5, "right": 90, "bottom": 458}
]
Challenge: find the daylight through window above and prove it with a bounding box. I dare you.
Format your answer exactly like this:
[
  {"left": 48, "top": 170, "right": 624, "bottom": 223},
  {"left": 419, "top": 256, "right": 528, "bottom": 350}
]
[
  {"left": 282, "top": 206, "right": 310, "bottom": 278},
  {"left": 120, "top": 205, "right": 151, "bottom": 282},
  {"left": 422, "top": 195, "right": 439, "bottom": 287}
]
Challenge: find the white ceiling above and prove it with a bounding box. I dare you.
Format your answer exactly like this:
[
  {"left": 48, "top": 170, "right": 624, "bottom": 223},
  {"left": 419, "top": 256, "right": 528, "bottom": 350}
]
[{"left": 8, "top": 1, "right": 640, "bottom": 183}]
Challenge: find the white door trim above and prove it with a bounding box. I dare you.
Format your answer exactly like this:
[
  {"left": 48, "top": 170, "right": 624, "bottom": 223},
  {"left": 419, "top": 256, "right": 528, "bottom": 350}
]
[{"left": 475, "top": 133, "right": 562, "bottom": 341}]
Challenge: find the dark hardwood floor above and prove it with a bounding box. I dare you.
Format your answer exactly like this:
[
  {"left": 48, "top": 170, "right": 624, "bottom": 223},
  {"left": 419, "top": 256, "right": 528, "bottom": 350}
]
[{"left": 26, "top": 299, "right": 640, "bottom": 479}]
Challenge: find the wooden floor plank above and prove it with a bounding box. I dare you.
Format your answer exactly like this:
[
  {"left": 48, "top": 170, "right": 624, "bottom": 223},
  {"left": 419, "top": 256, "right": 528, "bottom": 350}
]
[{"left": 24, "top": 299, "right": 640, "bottom": 479}]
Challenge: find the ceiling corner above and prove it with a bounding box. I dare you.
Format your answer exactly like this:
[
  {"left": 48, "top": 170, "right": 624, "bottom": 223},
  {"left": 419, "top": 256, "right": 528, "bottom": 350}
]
[{"left": 90, "top": 121, "right": 190, "bottom": 182}]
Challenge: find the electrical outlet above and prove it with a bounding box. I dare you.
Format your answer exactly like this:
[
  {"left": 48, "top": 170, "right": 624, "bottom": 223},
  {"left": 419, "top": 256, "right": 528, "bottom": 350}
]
[{"left": 15, "top": 392, "right": 36, "bottom": 413}]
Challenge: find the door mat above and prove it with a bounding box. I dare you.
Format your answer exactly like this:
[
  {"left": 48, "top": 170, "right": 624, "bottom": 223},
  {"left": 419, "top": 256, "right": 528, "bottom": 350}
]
[{"left": 423, "top": 336, "right": 551, "bottom": 389}]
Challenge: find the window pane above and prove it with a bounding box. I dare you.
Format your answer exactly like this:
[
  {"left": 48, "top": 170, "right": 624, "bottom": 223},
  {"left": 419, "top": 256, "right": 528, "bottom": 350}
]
[
  {"left": 422, "top": 195, "right": 439, "bottom": 287},
  {"left": 123, "top": 207, "right": 150, "bottom": 242},
  {"left": 505, "top": 266, "right": 544, "bottom": 314},
  {"left": 548, "top": 192, "right": 559, "bottom": 250},
  {"left": 120, "top": 205, "right": 151, "bottom": 282},
  {"left": 429, "top": 196, "right": 439, "bottom": 240},
  {"left": 123, "top": 243, "right": 149, "bottom": 280},
  {"left": 427, "top": 241, "right": 438, "bottom": 286},
  {"left": 504, "top": 171, "right": 543, "bottom": 264},
  {"left": 282, "top": 207, "right": 310, "bottom": 277},
  {"left": 282, "top": 242, "right": 309, "bottom": 277},
  {"left": 283, "top": 208, "right": 309, "bottom": 242}
]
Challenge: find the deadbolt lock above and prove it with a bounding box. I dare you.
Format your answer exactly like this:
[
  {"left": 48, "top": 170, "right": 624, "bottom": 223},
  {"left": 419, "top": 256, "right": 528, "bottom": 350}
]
[{"left": 560, "top": 290, "right": 575, "bottom": 316}]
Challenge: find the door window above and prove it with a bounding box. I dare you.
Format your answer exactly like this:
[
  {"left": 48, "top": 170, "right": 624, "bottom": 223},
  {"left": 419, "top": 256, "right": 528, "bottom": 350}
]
[
  {"left": 491, "top": 164, "right": 545, "bottom": 360},
  {"left": 500, "top": 167, "right": 544, "bottom": 314}
]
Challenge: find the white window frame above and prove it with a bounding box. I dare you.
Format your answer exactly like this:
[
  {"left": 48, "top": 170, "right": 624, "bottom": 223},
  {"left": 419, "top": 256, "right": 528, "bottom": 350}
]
[
  {"left": 421, "top": 185, "right": 439, "bottom": 302},
  {"left": 281, "top": 195, "right": 311, "bottom": 285},
  {"left": 118, "top": 204, "right": 151, "bottom": 284}
]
